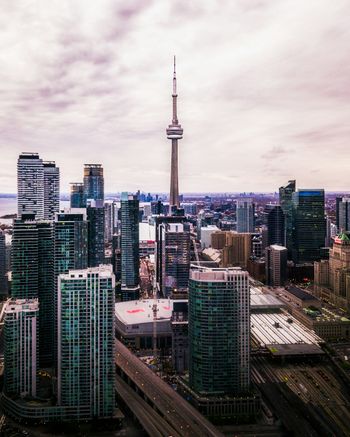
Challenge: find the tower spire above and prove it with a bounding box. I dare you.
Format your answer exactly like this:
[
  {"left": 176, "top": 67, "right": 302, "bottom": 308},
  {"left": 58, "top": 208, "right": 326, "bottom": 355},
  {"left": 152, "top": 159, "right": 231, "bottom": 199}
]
[{"left": 166, "top": 56, "right": 183, "bottom": 213}]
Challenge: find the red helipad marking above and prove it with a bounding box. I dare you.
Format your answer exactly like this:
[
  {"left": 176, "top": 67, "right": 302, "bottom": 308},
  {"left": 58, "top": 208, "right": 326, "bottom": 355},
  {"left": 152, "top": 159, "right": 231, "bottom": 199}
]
[
  {"left": 163, "top": 306, "right": 171, "bottom": 310},
  {"left": 127, "top": 309, "right": 145, "bottom": 314}
]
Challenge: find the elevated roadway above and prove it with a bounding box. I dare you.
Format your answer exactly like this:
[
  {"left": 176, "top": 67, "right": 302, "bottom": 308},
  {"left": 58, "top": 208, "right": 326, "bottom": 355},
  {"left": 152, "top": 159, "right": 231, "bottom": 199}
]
[{"left": 115, "top": 339, "right": 223, "bottom": 437}]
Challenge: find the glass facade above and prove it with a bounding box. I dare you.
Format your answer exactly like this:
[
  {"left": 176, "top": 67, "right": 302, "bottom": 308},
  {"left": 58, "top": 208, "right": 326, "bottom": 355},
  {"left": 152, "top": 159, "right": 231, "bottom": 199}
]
[
  {"left": 189, "top": 267, "right": 250, "bottom": 396},
  {"left": 70, "top": 183, "right": 85, "bottom": 208},
  {"left": 43, "top": 161, "right": 60, "bottom": 220},
  {"left": 267, "top": 205, "right": 285, "bottom": 247},
  {"left": 279, "top": 180, "right": 296, "bottom": 257},
  {"left": 236, "top": 199, "right": 255, "bottom": 233},
  {"left": 57, "top": 266, "right": 115, "bottom": 419},
  {"left": 83, "top": 164, "right": 104, "bottom": 204},
  {"left": 87, "top": 200, "right": 105, "bottom": 267},
  {"left": 292, "top": 189, "right": 326, "bottom": 264}
]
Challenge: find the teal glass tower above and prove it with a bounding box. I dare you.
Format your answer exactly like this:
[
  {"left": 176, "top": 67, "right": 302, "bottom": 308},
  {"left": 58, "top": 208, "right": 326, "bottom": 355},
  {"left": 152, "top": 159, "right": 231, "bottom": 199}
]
[
  {"left": 83, "top": 164, "right": 104, "bottom": 205},
  {"left": 189, "top": 266, "right": 250, "bottom": 396},
  {"left": 292, "top": 189, "right": 326, "bottom": 263},
  {"left": 57, "top": 266, "right": 115, "bottom": 419}
]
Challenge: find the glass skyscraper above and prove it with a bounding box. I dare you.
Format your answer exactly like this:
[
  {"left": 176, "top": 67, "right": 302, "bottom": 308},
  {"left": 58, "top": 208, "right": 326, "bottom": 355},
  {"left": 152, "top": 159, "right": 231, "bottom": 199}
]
[
  {"left": 189, "top": 266, "right": 250, "bottom": 396},
  {"left": 236, "top": 199, "right": 255, "bottom": 233},
  {"left": 279, "top": 180, "right": 296, "bottom": 257},
  {"left": 336, "top": 197, "right": 350, "bottom": 233},
  {"left": 87, "top": 199, "right": 105, "bottom": 267},
  {"left": 70, "top": 182, "right": 85, "bottom": 208},
  {"left": 267, "top": 205, "right": 285, "bottom": 247},
  {"left": 292, "top": 189, "right": 326, "bottom": 264},
  {"left": 0, "top": 230, "right": 8, "bottom": 298},
  {"left": 57, "top": 266, "right": 115, "bottom": 419},
  {"left": 120, "top": 192, "right": 140, "bottom": 300},
  {"left": 83, "top": 164, "right": 104, "bottom": 204}
]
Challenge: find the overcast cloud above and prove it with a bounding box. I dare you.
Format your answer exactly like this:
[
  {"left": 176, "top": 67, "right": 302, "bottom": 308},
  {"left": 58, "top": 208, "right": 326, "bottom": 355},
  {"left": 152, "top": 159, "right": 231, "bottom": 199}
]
[{"left": 0, "top": 0, "right": 350, "bottom": 193}]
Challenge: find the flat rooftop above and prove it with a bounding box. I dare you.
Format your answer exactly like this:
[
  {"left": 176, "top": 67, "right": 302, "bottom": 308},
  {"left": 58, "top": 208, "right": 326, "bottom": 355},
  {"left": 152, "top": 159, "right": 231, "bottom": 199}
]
[
  {"left": 251, "top": 293, "right": 285, "bottom": 310},
  {"left": 284, "top": 285, "right": 319, "bottom": 301},
  {"left": 251, "top": 312, "right": 323, "bottom": 353}
]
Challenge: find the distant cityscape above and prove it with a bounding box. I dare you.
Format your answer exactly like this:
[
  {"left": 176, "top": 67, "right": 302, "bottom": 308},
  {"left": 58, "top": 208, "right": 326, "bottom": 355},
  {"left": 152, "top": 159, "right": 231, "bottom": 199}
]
[{"left": 0, "top": 59, "right": 350, "bottom": 437}]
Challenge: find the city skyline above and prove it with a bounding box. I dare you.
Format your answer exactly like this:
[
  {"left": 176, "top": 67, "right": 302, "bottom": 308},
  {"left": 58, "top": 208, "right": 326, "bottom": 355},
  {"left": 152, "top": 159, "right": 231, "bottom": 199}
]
[{"left": 1, "top": 1, "right": 350, "bottom": 193}]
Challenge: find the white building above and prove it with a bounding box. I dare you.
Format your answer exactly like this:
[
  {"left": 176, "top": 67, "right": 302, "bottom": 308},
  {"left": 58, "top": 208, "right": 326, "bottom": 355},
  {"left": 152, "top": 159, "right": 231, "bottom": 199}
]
[
  {"left": 265, "top": 244, "right": 288, "bottom": 286},
  {"left": 236, "top": 198, "right": 255, "bottom": 233},
  {"left": 200, "top": 225, "right": 220, "bottom": 249}
]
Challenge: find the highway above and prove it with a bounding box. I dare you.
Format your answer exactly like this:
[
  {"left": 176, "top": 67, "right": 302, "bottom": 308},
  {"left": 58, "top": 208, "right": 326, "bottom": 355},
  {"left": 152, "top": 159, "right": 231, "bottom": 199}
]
[
  {"left": 115, "top": 339, "right": 223, "bottom": 437},
  {"left": 252, "top": 356, "right": 350, "bottom": 436}
]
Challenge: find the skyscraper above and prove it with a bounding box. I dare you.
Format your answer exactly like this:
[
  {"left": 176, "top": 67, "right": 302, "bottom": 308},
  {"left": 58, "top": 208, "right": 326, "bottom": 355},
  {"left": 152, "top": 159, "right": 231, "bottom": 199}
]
[
  {"left": 87, "top": 200, "right": 105, "bottom": 267},
  {"left": 189, "top": 266, "right": 250, "bottom": 395},
  {"left": 159, "top": 222, "right": 191, "bottom": 298},
  {"left": 279, "top": 180, "right": 296, "bottom": 257},
  {"left": 267, "top": 205, "right": 285, "bottom": 247},
  {"left": 104, "top": 200, "right": 118, "bottom": 244},
  {"left": 11, "top": 217, "right": 55, "bottom": 366},
  {"left": 236, "top": 199, "right": 255, "bottom": 233},
  {"left": 292, "top": 189, "right": 326, "bottom": 264},
  {"left": 265, "top": 244, "right": 288, "bottom": 286},
  {"left": 43, "top": 161, "right": 60, "bottom": 220},
  {"left": 336, "top": 197, "right": 350, "bottom": 232},
  {"left": 4, "top": 299, "right": 39, "bottom": 398},
  {"left": 0, "top": 230, "right": 7, "bottom": 298},
  {"left": 83, "top": 164, "right": 104, "bottom": 204},
  {"left": 166, "top": 57, "right": 183, "bottom": 214},
  {"left": 70, "top": 182, "right": 85, "bottom": 208},
  {"left": 17, "top": 153, "right": 44, "bottom": 219},
  {"left": 57, "top": 266, "right": 115, "bottom": 419},
  {"left": 120, "top": 192, "right": 140, "bottom": 300}
]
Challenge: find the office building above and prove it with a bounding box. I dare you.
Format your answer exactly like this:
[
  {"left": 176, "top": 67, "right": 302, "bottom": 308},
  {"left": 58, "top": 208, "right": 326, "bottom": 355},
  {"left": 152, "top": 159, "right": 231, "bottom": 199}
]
[
  {"left": 87, "top": 200, "right": 105, "bottom": 267},
  {"left": 120, "top": 193, "right": 140, "bottom": 300},
  {"left": 167, "top": 57, "right": 183, "bottom": 214},
  {"left": 236, "top": 199, "right": 254, "bottom": 233},
  {"left": 336, "top": 197, "right": 350, "bottom": 232},
  {"left": 189, "top": 266, "right": 250, "bottom": 395},
  {"left": 265, "top": 245, "right": 288, "bottom": 286},
  {"left": 17, "top": 152, "right": 44, "bottom": 219},
  {"left": 279, "top": 180, "right": 296, "bottom": 257},
  {"left": 43, "top": 161, "right": 60, "bottom": 220},
  {"left": 267, "top": 205, "right": 285, "bottom": 247},
  {"left": 159, "top": 222, "right": 190, "bottom": 298},
  {"left": 4, "top": 299, "right": 39, "bottom": 398},
  {"left": 222, "top": 232, "right": 251, "bottom": 268},
  {"left": 0, "top": 230, "right": 7, "bottom": 297},
  {"left": 211, "top": 231, "right": 227, "bottom": 250},
  {"left": 57, "top": 266, "right": 115, "bottom": 419},
  {"left": 200, "top": 225, "right": 220, "bottom": 249},
  {"left": 70, "top": 183, "right": 85, "bottom": 208},
  {"left": 83, "top": 164, "right": 104, "bottom": 204},
  {"left": 292, "top": 189, "right": 326, "bottom": 264}
]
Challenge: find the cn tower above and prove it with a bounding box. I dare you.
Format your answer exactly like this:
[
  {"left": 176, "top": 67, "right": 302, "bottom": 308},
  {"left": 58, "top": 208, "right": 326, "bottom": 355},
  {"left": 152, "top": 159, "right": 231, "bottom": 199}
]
[{"left": 166, "top": 56, "right": 183, "bottom": 213}]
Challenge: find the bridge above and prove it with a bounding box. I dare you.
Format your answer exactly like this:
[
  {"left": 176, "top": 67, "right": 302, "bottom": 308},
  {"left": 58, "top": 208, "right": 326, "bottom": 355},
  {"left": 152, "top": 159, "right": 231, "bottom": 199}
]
[{"left": 115, "top": 339, "right": 223, "bottom": 437}]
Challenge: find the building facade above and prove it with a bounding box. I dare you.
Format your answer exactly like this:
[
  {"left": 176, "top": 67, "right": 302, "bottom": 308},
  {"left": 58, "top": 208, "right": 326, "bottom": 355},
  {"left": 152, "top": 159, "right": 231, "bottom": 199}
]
[
  {"left": 336, "top": 197, "right": 350, "bottom": 233},
  {"left": 4, "top": 299, "right": 39, "bottom": 399},
  {"left": 57, "top": 266, "right": 115, "bottom": 419},
  {"left": 83, "top": 164, "right": 104, "bottom": 204},
  {"left": 267, "top": 205, "right": 285, "bottom": 247},
  {"left": 236, "top": 199, "right": 254, "bottom": 233},
  {"left": 17, "top": 153, "right": 44, "bottom": 219},
  {"left": 0, "top": 230, "right": 7, "bottom": 298},
  {"left": 265, "top": 245, "right": 288, "bottom": 286},
  {"left": 43, "top": 161, "right": 60, "bottom": 220},
  {"left": 70, "top": 183, "right": 85, "bottom": 208},
  {"left": 279, "top": 180, "right": 296, "bottom": 257},
  {"left": 189, "top": 266, "right": 250, "bottom": 395},
  {"left": 292, "top": 189, "right": 325, "bottom": 264},
  {"left": 120, "top": 193, "right": 140, "bottom": 300},
  {"left": 87, "top": 200, "right": 105, "bottom": 267}
]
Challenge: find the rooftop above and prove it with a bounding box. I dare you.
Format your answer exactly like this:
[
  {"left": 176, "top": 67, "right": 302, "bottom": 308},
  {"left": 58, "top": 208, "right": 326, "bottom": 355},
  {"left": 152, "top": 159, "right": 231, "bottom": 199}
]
[{"left": 285, "top": 285, "right": 319, "bottom": 301}]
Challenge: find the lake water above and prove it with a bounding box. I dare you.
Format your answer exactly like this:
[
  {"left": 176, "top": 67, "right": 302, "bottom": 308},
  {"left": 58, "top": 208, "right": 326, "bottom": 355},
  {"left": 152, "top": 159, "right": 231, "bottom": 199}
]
[{"left": 0, "top": 197, "right": 70, "bottom": 225}]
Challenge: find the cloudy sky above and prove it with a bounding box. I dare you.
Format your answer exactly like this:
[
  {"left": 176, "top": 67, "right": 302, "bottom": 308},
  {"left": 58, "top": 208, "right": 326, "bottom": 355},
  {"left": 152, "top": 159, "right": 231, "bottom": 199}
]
[{"left": 1, "top": 0, "right": 350, "bottom": 194}]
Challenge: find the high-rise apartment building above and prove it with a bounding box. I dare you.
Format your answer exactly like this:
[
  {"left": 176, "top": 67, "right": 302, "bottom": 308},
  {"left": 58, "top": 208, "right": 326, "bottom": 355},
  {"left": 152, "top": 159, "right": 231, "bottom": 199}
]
[
  {"left": 267, "top": 205, "right": 285, "bottom": 247},
  {"left": 69, "top": 182, "right": 85, "bottom": 208},
  {"left": 120, "top": 192, "right": 140, "bottom": 301},
  {"left": 4, "top": 299, "right": 39, "bottom": 398},
  {"left": 236, "top": 199, "right": 255, "bottom": 233},
  {"left": 265, "top": 245, "right": 288, "bottom": 286},
  {"left": 83, "top": 164, "right": 104, "bottom": 204},
  {"left": 11, "top": 217, "right": 54, "bottom": 366},
  {"left": 221, "top": 232, "right": 252, "bottom": 268},
  {"left": 17, "top": 153, "right": 44, "bottom": 219},
  {"left": 57, "top": 266, "right": 115, "bottom": 419},
  {"left": 292, "top": 189, "right": 325, "bottom": 264},
  {"left": 171, "top": 300, "right": 189, "bottom": 373},
  {"left": 279, "top": 180, "right": 296, "bottom": 257},
  {"left": 87, "top": 200, "right": 105, "bottom": 267},
  {"left": 43, "top": 161, "right": 60, "bottom": 220},
  {"left": 0, "top": 230, "right": 7, "bottom": 297},
  {"left": 159, "top": 222, "right": 190, "bottom": 298},
  {"left": 336, "top": 197, "right": 350, "bottom": 233},
  {"left": 104, "top": 201, "right": 118, "bottom": 244},
  {"left": 189, "top": 266, "right": 250, "bottom": 395}
]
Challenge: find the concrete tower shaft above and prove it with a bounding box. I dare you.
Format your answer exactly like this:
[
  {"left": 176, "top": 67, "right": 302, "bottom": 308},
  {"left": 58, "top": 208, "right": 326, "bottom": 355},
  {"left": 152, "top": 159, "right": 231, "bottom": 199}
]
[{"left": 166, "top": 56, "right": 183, "bottom": 211}]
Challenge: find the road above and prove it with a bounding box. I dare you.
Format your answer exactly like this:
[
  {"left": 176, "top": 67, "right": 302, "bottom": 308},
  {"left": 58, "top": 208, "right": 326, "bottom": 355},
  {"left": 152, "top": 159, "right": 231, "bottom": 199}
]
[{"left": 115, "top": 339, "right": 223, "bottom": 437}]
